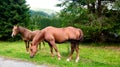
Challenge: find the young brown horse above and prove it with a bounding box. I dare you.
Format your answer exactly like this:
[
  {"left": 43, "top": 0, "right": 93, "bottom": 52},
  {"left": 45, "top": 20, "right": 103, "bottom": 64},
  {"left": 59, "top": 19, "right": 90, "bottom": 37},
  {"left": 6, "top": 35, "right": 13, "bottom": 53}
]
[
  {"left": 11, "top": 25, "right": 45, "bottom": 52},
  {"left": 29, "top": 26, "right": 83, "bottom": 62}
]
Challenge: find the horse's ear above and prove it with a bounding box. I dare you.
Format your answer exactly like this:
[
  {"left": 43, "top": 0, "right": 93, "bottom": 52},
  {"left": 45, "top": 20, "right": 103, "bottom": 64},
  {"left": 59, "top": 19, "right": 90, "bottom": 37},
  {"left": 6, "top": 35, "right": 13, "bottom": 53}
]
[
  {"left": 17, "top": 25, "right": 19, "bottom": 28},
  {"left": 16, "top": 24, "right": 19, "bottom": 27},
  {"left": 15, "top": 24, "right": 19, "bottom": 27},
  {"left": 14, "top": 25, "right": 18, "bottom": 27}
]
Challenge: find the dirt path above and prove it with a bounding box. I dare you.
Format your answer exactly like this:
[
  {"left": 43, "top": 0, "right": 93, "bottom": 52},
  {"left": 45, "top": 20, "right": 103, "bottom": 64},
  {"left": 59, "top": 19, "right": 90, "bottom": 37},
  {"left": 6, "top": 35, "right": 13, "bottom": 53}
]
[{"left": 0, "top": 57, "right": 48, "bottom": 67}]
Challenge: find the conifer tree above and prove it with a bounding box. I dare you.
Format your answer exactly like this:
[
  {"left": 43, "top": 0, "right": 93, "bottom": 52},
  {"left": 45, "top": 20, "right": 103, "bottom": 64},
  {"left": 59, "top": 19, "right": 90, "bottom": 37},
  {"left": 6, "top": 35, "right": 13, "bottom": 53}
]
[{"left": 0, "top": 0, "right": 29, "bottom": 40}]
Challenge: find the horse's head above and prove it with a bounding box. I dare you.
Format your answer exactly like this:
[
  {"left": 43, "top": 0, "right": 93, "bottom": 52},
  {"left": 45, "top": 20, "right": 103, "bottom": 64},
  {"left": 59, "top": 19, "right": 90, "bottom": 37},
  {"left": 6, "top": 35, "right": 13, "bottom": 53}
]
[
  {"left": 11, "top": 25, "right": 19, "bottom": 37},
  {"left": 29, "top": 43, "right": 38, "bottom": 58}
]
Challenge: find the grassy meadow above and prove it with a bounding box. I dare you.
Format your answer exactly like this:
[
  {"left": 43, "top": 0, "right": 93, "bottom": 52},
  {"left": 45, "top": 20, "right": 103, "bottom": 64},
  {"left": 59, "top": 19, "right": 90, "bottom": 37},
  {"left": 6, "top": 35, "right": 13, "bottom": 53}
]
[{"left": 0, "top": 41, "right": 120, "bottom": 67}]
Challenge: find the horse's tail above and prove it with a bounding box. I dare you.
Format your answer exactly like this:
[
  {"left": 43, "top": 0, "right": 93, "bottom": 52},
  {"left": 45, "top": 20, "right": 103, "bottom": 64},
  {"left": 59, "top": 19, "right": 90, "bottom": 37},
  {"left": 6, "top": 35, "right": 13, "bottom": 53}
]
[{"left": 79, "top": 29, "right": 84, "bottom": 42}]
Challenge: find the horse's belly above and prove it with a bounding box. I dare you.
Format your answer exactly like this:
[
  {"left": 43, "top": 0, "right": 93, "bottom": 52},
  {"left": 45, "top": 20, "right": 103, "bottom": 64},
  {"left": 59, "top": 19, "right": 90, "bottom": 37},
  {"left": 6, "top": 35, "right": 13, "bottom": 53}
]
[
  {"left": 54, "top": 35, "right": 68, "bottom": 43},
  {"left": 54, "top": 38, "right": 67, "bottom": 43}
]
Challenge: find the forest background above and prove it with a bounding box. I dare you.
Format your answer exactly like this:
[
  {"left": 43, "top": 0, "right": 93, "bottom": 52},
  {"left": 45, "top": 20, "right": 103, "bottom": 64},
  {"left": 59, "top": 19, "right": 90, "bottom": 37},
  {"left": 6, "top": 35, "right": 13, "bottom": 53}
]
[{"left": 0, "top": 0, "right": 120, "bottom": 44}]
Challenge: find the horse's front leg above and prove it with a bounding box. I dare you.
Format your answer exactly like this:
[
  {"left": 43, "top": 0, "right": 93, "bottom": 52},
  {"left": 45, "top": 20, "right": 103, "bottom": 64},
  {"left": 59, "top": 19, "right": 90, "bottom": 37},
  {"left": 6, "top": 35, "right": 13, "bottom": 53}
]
[
  {"left": 24, "top": 40, "right": 29, "bottom": 52},
  {"left": 38, "top": 41, "right": 45, "bottom": 50},
  {"left": 27, "top": 41, "right": 30, "bottom": 51},
  {"left": 38, "top": 42, "right": 41, "bottom": 50},
  {"left": 48, "top": 42, "right": 54, "bottom": 57},
  {"left": 49, "top": 41, "right": 61, "bottom": 60},
  {"left": 42, "top": 41, "right": 45, "bottom": 47}
]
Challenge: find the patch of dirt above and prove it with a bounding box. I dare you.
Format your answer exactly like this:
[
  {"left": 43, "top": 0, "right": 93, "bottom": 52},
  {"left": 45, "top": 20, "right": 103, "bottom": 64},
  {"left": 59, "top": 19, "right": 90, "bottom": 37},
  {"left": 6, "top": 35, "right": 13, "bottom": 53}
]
[{"left": 102, "top": 46, "right": 120, "bottom": 51}]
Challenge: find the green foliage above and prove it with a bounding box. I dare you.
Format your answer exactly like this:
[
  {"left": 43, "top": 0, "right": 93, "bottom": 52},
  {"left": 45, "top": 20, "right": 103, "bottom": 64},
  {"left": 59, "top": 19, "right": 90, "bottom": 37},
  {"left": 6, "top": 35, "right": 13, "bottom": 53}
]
[
  {"left": 113, "top": 0, "right": 120, "bottom": 10},
  {"left": 1, "top": 0, "right": 119, "bottom": 43},
  {"left": 38, "top": 17, "right": 62, "bottom": 29},
  {"left": 57, "top": 0, "right": 120, "bottom": 43},
  {"left": 28, "top": 10, "right": 62, "bottom": 30},
  {"left": 0, "top": 0, "right": 29, "bottom": 41},
  {"left": 59, "top": 5, "right": 88, "bottom": 27}
]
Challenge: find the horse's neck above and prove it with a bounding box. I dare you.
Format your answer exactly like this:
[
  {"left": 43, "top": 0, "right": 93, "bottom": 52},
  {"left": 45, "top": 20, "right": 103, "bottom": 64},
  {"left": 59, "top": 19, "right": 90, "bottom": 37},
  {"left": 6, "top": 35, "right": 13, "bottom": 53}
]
[
  {"left": 33, "top": 31, "right": 44, "bottom": 46},
  {"left": 19, "top": 27, "right": 31, "bottom": 37}
]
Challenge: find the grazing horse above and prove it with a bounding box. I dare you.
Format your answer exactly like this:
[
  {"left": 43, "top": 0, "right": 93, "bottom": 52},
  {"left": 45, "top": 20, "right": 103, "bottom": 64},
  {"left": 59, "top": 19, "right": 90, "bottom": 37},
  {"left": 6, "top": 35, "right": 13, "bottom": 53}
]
[
  {"left": 29, "top": 26, "right": 83, "bottom": 62},
  {"left": 11, "top": 25, "right": 45, "bottom": 52}
]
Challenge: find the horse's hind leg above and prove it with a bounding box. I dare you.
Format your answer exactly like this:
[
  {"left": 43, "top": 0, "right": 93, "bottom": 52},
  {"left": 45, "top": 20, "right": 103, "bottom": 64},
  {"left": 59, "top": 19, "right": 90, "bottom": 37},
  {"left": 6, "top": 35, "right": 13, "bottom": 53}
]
[
  {"left": 24, "top": 40, "right": 29, "bottom": 52},
  {"left": 75, "top": 44, "right": 79, "bottom": 63},
  {"left": 67, "top": 43, "right": 75, "bottom": 62}
]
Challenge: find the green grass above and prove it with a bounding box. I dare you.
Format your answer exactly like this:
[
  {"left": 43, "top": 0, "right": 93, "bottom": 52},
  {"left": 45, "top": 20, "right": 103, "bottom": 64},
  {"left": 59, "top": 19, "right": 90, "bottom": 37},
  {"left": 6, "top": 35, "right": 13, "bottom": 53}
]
[{"left": 0, "top": 41, "right": 120, "bottom": 67}]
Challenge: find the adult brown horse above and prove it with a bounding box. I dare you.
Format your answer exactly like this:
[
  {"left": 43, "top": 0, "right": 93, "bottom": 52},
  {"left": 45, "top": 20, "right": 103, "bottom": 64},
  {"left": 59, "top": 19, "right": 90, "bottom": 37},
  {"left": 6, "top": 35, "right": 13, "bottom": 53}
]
[
  {"left": 29, "top": 26, "right": 83, "bottom": 62},
  {"left": 11, "top": 25, "right": 45, "bottom": 52}
]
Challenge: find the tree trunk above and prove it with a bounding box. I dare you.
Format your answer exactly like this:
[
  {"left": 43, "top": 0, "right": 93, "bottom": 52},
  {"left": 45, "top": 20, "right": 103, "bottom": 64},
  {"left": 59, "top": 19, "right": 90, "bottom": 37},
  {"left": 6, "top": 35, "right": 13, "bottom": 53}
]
[
  {"left": 87, "top": 2, "right": 95, "bottom": 14},
  {"left": 97, "top": 0, "right": 101, "bottom": 16},
  {"left": 92, "top": 2, "right": 95, "bottom": 13}
]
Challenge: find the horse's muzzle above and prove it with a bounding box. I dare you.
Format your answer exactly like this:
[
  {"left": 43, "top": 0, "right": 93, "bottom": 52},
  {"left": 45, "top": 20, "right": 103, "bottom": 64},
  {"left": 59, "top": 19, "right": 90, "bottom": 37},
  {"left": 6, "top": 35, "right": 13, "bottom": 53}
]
[
  {"left": 30, "top": 55, "right": 34, "bottom": 58},
  {"left": 11, "top": 34, "right": 14, "bottom": 38}
]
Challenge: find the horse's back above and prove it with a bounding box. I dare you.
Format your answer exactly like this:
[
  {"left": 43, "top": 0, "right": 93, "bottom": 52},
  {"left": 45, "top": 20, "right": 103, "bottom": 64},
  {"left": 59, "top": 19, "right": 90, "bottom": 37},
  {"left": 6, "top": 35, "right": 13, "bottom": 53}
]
[
  {"left": 42, "top": 27, "right": 67, "bottom": 42},
  {"left": 32, "top": 30, "right": 40, "bottom": 34},
  {"left": 43, "top": 26, "right": 83, "bottom": 43},
  {"left": 30, "top": 30, "right": 40, "bottom": 39},
  {"left": 64, "top": 27, "right": 83, "bottom": 40}
]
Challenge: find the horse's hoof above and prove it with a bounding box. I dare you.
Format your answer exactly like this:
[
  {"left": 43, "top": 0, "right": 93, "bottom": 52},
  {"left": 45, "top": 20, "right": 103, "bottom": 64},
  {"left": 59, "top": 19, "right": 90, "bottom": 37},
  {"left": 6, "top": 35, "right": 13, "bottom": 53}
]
[
  {"left": 75, "top": 57, "right": 79, "bottom": 63},
  {"left": 66, "top": 58, "right": 70, "bottom": 62},
  {"left": 75, "top": 60, "right": 79, "bottom": 63},
  {"left": 58, "top": 57, "right": 61, "bottom": 60},
  {"left": 51, "top": 54, "right": 54, "bottom": 57},
  {"left": 30, "top": 56, "right": 34, "bottom": 58},
  {"left": 26, "top": 51, "right": 29, "bottom": 54}
]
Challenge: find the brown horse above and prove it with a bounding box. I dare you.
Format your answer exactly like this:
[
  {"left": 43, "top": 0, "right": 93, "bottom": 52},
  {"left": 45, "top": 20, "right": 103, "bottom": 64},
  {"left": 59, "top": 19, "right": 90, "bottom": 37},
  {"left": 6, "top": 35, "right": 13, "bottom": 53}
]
[
  {"left": 29, "top": 26, "right": 83, "bottom": 62},
  {"left": 11, "top": 25, "right": 45, "bottom": 52}
]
